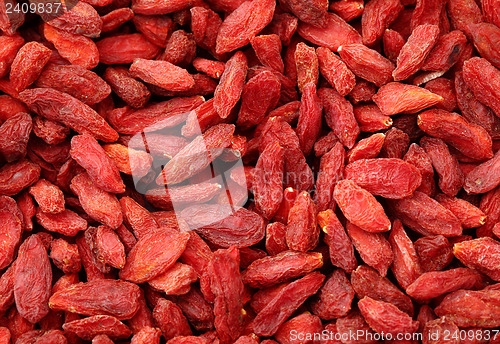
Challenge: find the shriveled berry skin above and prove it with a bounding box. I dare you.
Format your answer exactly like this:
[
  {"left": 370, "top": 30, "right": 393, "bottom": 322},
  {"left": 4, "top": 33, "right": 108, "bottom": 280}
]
[
  {"left": 334, "top": 179, "right": 391, "bottom": 233},
  {"left": 5, "top": 0, "right": 500, "bottom": 341},
  {"left": 344, "top": 158, "right": 422, "bottom": 199}
]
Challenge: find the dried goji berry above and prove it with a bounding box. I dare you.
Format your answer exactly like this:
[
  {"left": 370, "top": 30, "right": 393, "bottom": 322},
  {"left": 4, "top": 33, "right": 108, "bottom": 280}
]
[
  {"left": 334, "top": 179, "right": 391, "bottom": 233},
  {"left": 338, "top": 43, "right": 395, "bottom": 87},
  {"left": 14, "top": 235, "right": 52, "bottom": 324}
]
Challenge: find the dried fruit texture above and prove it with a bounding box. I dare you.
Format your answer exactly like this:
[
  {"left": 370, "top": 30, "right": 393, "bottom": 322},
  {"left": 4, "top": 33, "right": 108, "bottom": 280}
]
[
  {"left": 434, "top": 289, "right": 500, "bottom": 327},
  {"left": 353, "top": 104, "right": 392, "bottom": 132},
  {"left": 435, "top": 194, "right": 486, "bottom": 229},
  {"left": 215, "top": 0, "right": 275, "bottom": 54},
  {"left": 92, "top": 334, "right": 115, "bottom": 344},
  {"left": 129, "top": 58, "right": 194, "bottom": 92},
  {"left": 310, "top": 270, "right": 354, "bottom": 319},
  {"left": 213, "top": 52, "right": 248, "bottom": 119},
  {"left": 149, "top": 262, "right": 197, "bottom": 296},
  {"left": 274, "top": 314, "right": 322, "bottom": 344},
  {"left": 153, "top": 299, "right": 192, "bottom": 340},
  {"left": 49, "top": 279, "right": 140, "bottom": 320},
  {"left": 347, "top": 221, "right": 393, "bottom": 277},
  {"left": 297, "top": 83, "right": 322, "bottom": 156},
  {"left": 447, "top": 0, "right": 482, "bottom": 37},
  {"left": 411, "top": 0, "right": 445, "bottom": 29},
  {"left": 70, "top": 134, "right": 125, "bottom": 194},
  {"left": 361, "top": 0, "right": 404, "bottom": 46},
  {"left": 251, "top": 35, "right": 284, "bottom": 74},
  {"left": 175, "top": 286, "right": 214, "bottom": 332},
  {"left": 415, "top": 235, "right": 453, "bottom": 272},
  {"left": 418, "top": 109, "right": 493, "bottom": 161},
  {"left": 145, "top": 183, "right": 221, "bottom": 211},
  {"left": 119, "top": 228, "right": 189, "bottom": 283},
  {"left": 297, "top": 13, "right": 362, "bottom": 52},
  {"left": 390, "top": 191, "right": 463, "bottom": 237},
  {"left": 279, "top": 0, "right": 327, "bottom": 26},
  {"left": 351, "top": 265, "right": 414, "bottom": 315},
  {"left": 0, "top": 34, "right": 24, "bottom": 79},
  {"left": 45, "top": 1, "right": 101, "bottom": 37},
  {"left": 237, "top": 70, "right": 281, "bottom": 129},
  {"left": 156, "top": 124, "right": 234, "bottom": 185},
  {"left": 265, "top": 222, "right": 288, "bottom": 256},
  {"left": 97, "top": 33, "right": 161, "bottom": 65},
  {"left": 19, "top": 88, "right": 118, "bottom": 143},
  {"left": 453, "top": 237, "right": 500, "bottom": 281},
  {"left": 38, "top": 78, "right": 107, "bottom": 116},
  {"left": 0, "top": 112, "right": 32, "bottom": 162},
  {"left": 159, "top": 29, "right": 196, "bottom": 68},
  {"left": 104, "top": 67, "right": 149, "bottom": 109},
  {"left": 420, "top": 136, "right": 464, "bottom": 197},
  {"left": 316, "top": 47, "right": 355, "bottom": 96},
  {"left": 0, "top": 197, "right": 23, "bottom": 270},
  {"left": 94, "top": 225, "right": 126, "bottom": 269},
  {"left": 383, "top": 29, "right": 405, "bottom": 64},
  {"left": 469, "top": 23, "right": 500, "bottom": 71},
  {"left": 348, "top": 79, "right": 378, "bottom": 104},
  {"left": 36, "top": 209, "right": 87, "bottom": 237},
  {"left": 14, "top": 235, "right": 52, "bottom": 324},
  {"left": 347, "top": 133, "right": 385, "bottom": 163},
  {"left": 242, "top": 250, "right": 323, "bottom": 288},
  {"left": 16, "top": 192, "right": 35, "bottom": 233},
  {"left": 32, "top": 115, "right": 70, "bottom": 146},
  {"left": 286, "top": 191, "right": 318, "bottom": 252},
  {"left": 181, "top": 205, "right": 265, "bottom": 248},
  {"left": 422, "top": 317, "right": 461, "bottom": 344},
  {"left": 62, "top": 315, "right": 132, "bottom": 341},
  {"left": 314, "top": 142, "right": 345, "bottom": 211},
  {"left": 70, "top": 172, "right": 123, "bottom": 229},
  {"left": 422, "top": 30, "right": 468, "bottom": 73},
  {"left": 103, "top": 143, "right": 153, "bottom": 179},
  {"left": 259, "top": 117, "right": 314, "bottom": 191},
  {"left": 295, "top": 43, "right": 319, "bottom": 93},
  {"left": 43, "top": 24, "right": 98, "bottom": 70},
  {"left": 318, "top": 87, "right": 359, "bottom": 149},
  {"left": 455, "top": 72, "right": 500, "bottom": 140},
  {"left": 462, "top": 57, "right": 500, "bottom": 118},
  {"left": 10, "top": 42, "right": 51, "bottom": 92},
  {"left": 101, "top": 7, "right": 134, "bottom": 32},
  {"left": 330, "top": 0, "right": 364, "bottom": 22},
  {"left": 202, "top": 247, "right": 244, "bottom": 343},
  {"left": 50, "top": 238, "right": 81, "bottom": 274},
  {"left": 28, "top": 179, "right": 64, "bottom": 214},
  {"left": 109, "top": 97, "right": 203, "bottom": 135},
  {"left": 373, "top": 82, "right": 443, "bottom": 116},
  {"left": 403, "top": 143, "right": 435, "bottom": 195},
  {"left": 253, "top": 141, "right": 284, "bottom": 220},
  {"left": 464, "top": 150, "right": 500, "bottom": 195},
  {"left": 336, "top": 311, "right": 377, "bottom": 344},
  {"left": 388, "top": 220, "right": 423, "bottom": 289},
  {"left": 344, "top": 158, "right": 421, "bottom": 199},
  {"left": 392, "top": 24, "right": 440, "bottom": 81},
  {"left": 130, "top": 326, "right": 161, "bottom": 344},
  {"left": 406, "top": 268, "right": 482, "bottom": 301},
  {"left": 318, "top": 209, "right": 357, "bottom": 272},
  {"left": 251, "top": 272, "right": 325, "bottom": 336},
  {"left": 0, "top": 160, "right": 40, "bottom": 197},
  {"left": 424, "top": 78, "right": 457, "bottom": 112},
  {"left": 333, "top": 179, "right": 391, "bottom": 233},
  {"left": 359, "top": 297, "right": 419, "bottom": 335},
  {"left": 338, "top": 44, "right": 395, "bottom": 87},
  {"left": 193, "top": 58, "right": 226, "bottom": 79}
]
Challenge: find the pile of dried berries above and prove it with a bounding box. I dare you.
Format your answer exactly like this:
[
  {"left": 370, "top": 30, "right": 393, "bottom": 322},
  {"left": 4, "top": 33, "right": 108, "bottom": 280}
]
[{"left": 2, "top": 0, "right": 500, "bottom": 343}]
